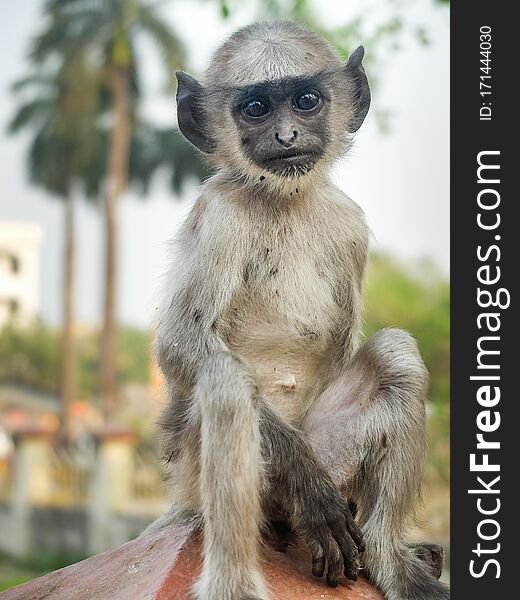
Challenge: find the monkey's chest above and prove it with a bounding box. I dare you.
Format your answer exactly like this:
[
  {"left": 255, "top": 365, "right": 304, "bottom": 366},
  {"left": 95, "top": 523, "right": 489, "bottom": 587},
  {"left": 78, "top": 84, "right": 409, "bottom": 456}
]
[{"left": 220, "top": 262, "right": 342, "bottom": 425}]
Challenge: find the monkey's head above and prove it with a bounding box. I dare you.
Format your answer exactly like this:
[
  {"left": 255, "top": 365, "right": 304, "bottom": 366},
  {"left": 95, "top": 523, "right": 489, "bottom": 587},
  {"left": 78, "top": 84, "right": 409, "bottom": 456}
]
[{"left": 175, "top": 21, "right": 370, "bottom": 191}]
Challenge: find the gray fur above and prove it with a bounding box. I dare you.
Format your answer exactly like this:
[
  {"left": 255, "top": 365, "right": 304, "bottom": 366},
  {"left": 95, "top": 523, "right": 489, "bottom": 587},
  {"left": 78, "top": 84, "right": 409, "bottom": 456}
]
[{"left": 149, "top": 21, "right": 449, "bottom": 600}]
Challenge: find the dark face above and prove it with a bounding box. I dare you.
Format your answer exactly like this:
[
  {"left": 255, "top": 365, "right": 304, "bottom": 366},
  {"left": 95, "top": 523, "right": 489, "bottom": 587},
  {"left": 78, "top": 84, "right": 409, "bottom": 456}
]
[
  {"left": 231, "top": 75, "right": 331, "bottom": 177},
  {"left": 175, "top": 46, "right": 370, "bottom": 176}
]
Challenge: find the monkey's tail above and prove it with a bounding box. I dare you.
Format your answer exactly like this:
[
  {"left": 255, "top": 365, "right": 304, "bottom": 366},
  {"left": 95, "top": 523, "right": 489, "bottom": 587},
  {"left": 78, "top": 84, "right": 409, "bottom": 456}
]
[{"left": 363, "top": 535, "right": 450, "bottom": 600}]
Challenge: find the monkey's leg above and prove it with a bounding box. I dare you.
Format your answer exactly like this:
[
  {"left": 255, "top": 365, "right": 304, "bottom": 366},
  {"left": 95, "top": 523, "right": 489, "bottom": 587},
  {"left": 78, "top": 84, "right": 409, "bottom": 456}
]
[
  {"left": 192, "top": 352, "right": 268, "bottom": 600},
  {"left": 304, "top": 328, "right": 449, "bottom": 600}
]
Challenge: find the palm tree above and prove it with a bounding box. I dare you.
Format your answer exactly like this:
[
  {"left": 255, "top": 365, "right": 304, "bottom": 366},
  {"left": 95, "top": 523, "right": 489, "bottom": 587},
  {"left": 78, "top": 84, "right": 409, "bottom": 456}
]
[
  {"left": 9, "top": 59, "right": 102, "bottom": 437},
  {"left": 10, "top": 72, "right": 207, "bottom": 433},
  {"left": 32, "top": 0, "right": 187, "bottom": 418}
]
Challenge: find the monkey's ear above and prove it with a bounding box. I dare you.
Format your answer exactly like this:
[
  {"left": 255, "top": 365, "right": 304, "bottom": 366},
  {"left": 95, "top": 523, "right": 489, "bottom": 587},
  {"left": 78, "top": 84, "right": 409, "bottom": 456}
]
[
  {"left": 175, "top": 71, "right": 216, "bottom": 153},
  {"left": 344, "top": 46, "right": 371, "bottom": 132}
]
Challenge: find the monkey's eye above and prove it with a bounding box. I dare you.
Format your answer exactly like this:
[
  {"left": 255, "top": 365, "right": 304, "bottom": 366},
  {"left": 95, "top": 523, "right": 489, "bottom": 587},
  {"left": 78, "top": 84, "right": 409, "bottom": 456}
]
[
  {"left": 241, "top": 99, "right": 270, "bottom": 121},
  {"left": 293, "top": 90, "right": 322, "bottom": 112}
]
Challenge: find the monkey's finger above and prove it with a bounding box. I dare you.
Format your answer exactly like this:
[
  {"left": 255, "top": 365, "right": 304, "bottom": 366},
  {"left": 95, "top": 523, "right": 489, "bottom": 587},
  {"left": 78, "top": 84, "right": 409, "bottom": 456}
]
[
  {"left": 339, "top": 505, "right": 365, "bottom": 553},
  {"left": 332, "top": 529, "right": 360, "bottom": 581},
  {"left": 344, "top": 556, "right": 361, "bottom": 582},
  {"left": 346, "top": 520, "right": 365, "bottom": 553},
  {"left": 341, "top": 539, "right": 361, "bottom": 582},
  {"left": 306, "top": 537, "right": 326, "bottom": 578},
  {"left": 354, "top": 534, "right": 365, "bottom": 554},
  {"left": 311, "top": 549, "right": 326, "bottom": 578},
  {"left": 324, "top": 538, "right": 344, "bottom": 588}
]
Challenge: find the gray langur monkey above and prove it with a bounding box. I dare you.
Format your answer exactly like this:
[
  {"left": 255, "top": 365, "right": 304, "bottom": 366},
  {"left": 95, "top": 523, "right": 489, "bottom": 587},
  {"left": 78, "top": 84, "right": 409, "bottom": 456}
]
[{"left": 144, "top": 20, "right": 450, "bottom": 600}]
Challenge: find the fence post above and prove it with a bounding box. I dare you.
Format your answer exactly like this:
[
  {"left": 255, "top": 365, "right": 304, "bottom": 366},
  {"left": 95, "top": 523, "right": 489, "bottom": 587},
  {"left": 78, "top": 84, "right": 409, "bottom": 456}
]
[
  {"left": 88, "top": 425, "right": 136, "bottom": 555},
  {"left": 9, "top": 426, "right": 54, "bottom": 557}
]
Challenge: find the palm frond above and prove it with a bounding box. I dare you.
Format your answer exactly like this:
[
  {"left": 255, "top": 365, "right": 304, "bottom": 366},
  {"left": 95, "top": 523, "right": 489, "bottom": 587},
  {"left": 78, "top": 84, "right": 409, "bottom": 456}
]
[
  {"left": 14, "top": 0, "right": 205, "bottom": 205},
  {"left": 11, "top": 73, "right": 55, "bottom": 94},
  {"left": 157, "top": 128, "right": 211, "bottom": 194},
  {"left": 127, "top": 124, "right": 209, "bottom": 195},
  {"left": 8, "top": 99, "right": 54, "bottom": 133},
  {"left": 31, "top": 8, "right": 108, "bottom": 62},
  {"left": 28, "top": 121, "right": 71, "bottom": 197}
]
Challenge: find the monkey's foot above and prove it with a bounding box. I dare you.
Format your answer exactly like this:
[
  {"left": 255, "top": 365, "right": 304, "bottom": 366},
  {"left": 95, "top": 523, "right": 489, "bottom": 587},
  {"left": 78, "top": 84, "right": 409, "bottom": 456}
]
[{"left": 408, "top": 542, "right": 445, "bottom": 580}]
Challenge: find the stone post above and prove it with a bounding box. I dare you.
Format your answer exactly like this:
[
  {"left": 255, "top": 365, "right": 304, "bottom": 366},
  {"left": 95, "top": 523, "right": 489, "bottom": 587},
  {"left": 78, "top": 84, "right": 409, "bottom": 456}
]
[
  {"left": 88, "top": 425, "right": 136, "bottom": 555},
  {"left": 8, "top": 427, "right": 54, "bottom": 558}
]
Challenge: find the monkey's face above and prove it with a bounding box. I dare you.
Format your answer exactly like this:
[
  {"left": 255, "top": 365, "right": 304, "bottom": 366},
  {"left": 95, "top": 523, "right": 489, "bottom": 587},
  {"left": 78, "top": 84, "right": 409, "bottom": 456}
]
[
  {"left": 175, "top": 26, "right": 370, "bottom": 188},
  {"left": 230, "top": 75, "right": 330, "bottom": 177}
]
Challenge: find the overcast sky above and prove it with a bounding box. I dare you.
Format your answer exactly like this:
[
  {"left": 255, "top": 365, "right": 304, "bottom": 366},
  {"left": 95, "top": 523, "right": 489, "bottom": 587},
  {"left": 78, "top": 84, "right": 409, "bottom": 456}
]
[{"left": 0, "top": 0, "right": 449, "bottom": 329}]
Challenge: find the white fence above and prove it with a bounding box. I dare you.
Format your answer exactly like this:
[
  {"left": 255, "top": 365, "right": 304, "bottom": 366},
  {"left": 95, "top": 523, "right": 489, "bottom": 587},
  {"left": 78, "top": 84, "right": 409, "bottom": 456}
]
[{"left": 0, "top": 430, "right": 170, "bottom": 558}]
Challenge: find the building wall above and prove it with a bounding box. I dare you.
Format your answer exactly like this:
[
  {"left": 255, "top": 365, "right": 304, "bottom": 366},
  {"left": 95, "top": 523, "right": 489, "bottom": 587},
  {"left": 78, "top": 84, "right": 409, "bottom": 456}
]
[{"left": 0, "top": 221, "right": 43, "bottom": 326}]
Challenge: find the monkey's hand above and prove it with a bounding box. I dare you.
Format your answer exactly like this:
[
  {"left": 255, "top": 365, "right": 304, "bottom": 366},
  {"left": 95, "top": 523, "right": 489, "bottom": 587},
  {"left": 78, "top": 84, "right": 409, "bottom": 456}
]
[
  {"left": 292, "top": 470, "right": 364, "bottom": 586},
  {"left": 260, "top": 404, "right": 364, "bottom": 585}
]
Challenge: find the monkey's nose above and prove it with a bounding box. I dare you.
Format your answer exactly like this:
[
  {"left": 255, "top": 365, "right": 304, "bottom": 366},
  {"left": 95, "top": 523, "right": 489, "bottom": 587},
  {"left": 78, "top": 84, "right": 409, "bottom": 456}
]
[{"left": 275, "top": 130, "right": 298, "bottom": 148}]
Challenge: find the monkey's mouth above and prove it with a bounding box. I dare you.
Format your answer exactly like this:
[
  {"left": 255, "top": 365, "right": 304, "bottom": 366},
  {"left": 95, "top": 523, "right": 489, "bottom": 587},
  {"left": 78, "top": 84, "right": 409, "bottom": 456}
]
[{"left": 262, "top": 150, "right": 321, "bottom": 174}]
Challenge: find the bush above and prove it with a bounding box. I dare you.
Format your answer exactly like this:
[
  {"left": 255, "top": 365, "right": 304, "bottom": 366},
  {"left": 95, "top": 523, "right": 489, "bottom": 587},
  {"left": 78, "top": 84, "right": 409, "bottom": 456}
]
[{"left": 0, "top": 322, "right": 150, "bottom": 398}]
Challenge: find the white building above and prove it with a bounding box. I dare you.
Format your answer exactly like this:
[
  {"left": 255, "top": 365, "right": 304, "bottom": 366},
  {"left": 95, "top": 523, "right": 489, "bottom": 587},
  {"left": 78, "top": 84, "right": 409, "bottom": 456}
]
[{"left": 0, "top": 221, "right": 43, "bottom": 326}]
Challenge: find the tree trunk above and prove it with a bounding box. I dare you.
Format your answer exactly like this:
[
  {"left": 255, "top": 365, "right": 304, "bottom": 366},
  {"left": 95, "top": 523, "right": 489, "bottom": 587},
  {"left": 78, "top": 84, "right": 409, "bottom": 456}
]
[
  {"left": 60, "top": 195, "right": 76, "bottom": 440},
  {"left": 100, "top": 66, "right": 131, "bottom": 421}
]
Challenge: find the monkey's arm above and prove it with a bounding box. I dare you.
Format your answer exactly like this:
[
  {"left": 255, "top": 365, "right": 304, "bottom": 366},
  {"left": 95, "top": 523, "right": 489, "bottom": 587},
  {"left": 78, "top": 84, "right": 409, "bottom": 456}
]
[
  {"left": 260, "top": 403, "right": 364, "bottom": 585},
  {"left": 155, "top": 195, "right": 245, "bottom": 395},
  {"left": 156, "top": 198, "right": 248, "bottom": 461}
]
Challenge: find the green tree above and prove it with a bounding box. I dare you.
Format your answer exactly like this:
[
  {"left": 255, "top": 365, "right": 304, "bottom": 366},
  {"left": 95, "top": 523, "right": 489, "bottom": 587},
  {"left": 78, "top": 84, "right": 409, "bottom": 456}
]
[
  {"left": 9, "top": 70, "right": 205, "bottom": 432},
  {"left": 363, "top": 253, "right": 450, "bottom": 484},
  {"left": 9, "top": 58, "right": 102, "bottom": 436},
  {"left": 0, "top": 322, "right": 151, "bottom": 400},
  {"left": 31, "top": 0, "right": 189, "bottom": 418}
]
